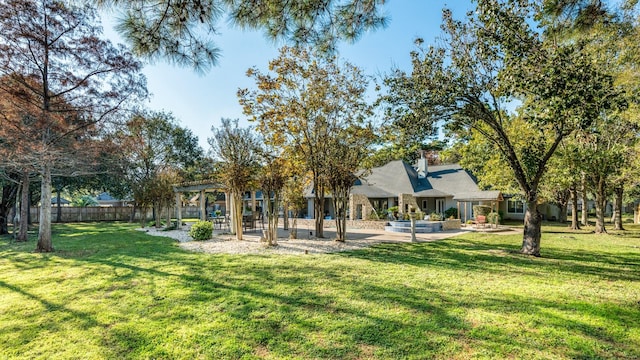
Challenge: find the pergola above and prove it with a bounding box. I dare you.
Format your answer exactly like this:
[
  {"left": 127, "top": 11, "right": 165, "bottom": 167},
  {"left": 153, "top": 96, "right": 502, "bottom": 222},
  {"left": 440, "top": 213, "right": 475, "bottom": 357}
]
[
  {"left": 173, "top": 180, "right": 225, "bottom": 229},
  {"left": 172, "top": 180, "right": 261, "bottom": 230},
  {"left": 453, "top": 191, "right": 504, "bottom": 222}
]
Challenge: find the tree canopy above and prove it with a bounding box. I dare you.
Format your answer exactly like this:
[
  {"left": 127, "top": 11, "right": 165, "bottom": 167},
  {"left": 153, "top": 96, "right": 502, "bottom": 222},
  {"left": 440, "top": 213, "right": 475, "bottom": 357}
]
[
  {"left": 379, "top": 0, "right": 624, "bottom": 256},
  {"left": 99, "top": 0, "right": 388, "bottom": 71},
  {"left": 0, "top": 0, "right": 146, "bottom": 251},
  {"left": 239, "top": 46, "right": 375, "bottom": 239}
]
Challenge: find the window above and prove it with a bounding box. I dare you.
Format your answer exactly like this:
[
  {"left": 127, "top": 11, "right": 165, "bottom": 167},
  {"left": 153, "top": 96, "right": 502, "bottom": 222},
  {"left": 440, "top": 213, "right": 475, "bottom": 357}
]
[
  {"left": 371, "top": 199, "right": 388, "bottom": 212},
  {"left": 507, "top": 200, "right": 524, "bottom": 214}
]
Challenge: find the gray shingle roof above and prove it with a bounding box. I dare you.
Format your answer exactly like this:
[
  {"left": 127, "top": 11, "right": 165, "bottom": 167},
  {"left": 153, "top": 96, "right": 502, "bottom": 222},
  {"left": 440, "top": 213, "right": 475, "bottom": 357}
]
[
  {"left": 453, "top": 191, "right": 503, "bottom": 201},
  {"left": 353, "top": 161, "right": 484, "bottom": 198}
]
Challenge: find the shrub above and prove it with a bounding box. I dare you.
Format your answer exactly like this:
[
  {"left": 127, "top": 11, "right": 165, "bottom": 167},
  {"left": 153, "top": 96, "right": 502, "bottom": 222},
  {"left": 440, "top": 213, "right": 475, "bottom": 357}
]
[
  {"left": 444, "top": 207, "right": 458, "bottom": 219},
  {"left": 189, "top": 220, "right": 213, "bottom": 240},
  {"left": 162, "top": 224, "right": 177, "bottom": 231},
  {"left": 429, "top": 212, "right": 442, "bottom": 221},
  {"left": 367, "top": 210, "right": 380, "bottom": 220},
  {"left": 473, "top": 205, "right": 492, "bottom": 217},
  {"left": 487, "top": 212, "right": 500, "bottom": 225}
]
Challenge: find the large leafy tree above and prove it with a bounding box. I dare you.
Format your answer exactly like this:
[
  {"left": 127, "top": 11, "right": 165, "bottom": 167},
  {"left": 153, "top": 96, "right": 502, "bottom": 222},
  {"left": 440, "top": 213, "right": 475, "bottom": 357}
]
[
  {"left": 239, "top": 46, "right": 374, "bottom": 239},
  {"left": 257, "top": 150, "right": 286, "bottom": 246},
  {"left": 98, "top": 0, "right": 388, "bottom": 71},
  {"left": 323, "top": 124, "right": 375, "bottom": 241},
  {"left": 208, "top": 118, "right": 260, "bottom": 241},
  {"left": 0, "top": 0, "right": 146, "bottom": 252},
  {"left": 578, "top": 116, "right": 635, "bottom": 233},
  {"left": 380, "top": 0, "right": 622, "bottom": 256},
  {"left": 542, "top": 0, "right": 640, "bottom": 232},
  {"left": 118, "top": 111, "right": 203, "bottom": 227}
]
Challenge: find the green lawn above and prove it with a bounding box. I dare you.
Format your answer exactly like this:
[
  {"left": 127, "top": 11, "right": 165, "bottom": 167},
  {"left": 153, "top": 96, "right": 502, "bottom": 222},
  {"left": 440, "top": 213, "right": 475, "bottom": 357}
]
[{"left": 0, "top": 222, "right": 639, "bottom": 359}]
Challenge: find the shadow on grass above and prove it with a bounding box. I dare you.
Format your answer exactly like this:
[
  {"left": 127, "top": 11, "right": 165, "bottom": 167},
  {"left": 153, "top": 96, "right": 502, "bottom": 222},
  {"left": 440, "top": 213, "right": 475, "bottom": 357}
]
[
  {"left": 2, "top": 222, "right": 639, "bottom": 358},
  {"left": 337, "top": 236, "right": 640, "bottom": 283}
]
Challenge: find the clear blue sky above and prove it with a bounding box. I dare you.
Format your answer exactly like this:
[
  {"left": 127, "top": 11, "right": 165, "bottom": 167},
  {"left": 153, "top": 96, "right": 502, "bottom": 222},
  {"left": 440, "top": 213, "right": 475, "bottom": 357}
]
[{"left": 103, "top": 1, "right": 473, "bottom": 150}]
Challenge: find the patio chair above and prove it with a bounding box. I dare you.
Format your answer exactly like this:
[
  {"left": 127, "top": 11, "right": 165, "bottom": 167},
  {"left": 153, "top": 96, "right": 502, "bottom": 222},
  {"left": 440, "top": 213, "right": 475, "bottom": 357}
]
[{"left": 475, "top": 215, "right": 487, "bottom": 228}]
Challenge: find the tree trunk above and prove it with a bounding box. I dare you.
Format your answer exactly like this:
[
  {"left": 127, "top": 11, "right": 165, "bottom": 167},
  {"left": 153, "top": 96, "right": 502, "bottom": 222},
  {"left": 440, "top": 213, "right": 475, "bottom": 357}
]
[
  {"left": 313, "top": 180, "right": 325, "bottom": 238},
  {"left": 130, "top": 203, "right": 137, "bottom": 223},
  {"left": 290, "top": 210, "right": 298, "bottom": 239},
  {"left": 283, "top": 202, "right": 289, "bottom": 231},
  {"left": 332, "top": 186, "right": 349, "bottom": 242},
  {"left": 17, "top": 171, "right": 30, "bottom": 242},
  {"left": 581, "top": 174, "right": 588, "bottom": 226},
  {"left": 265, "top": 194, "right": 279, "bottom": 246},
  {"left": 594, "top": 176, "right": 607, "bottom": 234},
  {"left": 554, "top": 189, "right": 570, "bottom": 223},
  {"left": 558, "top": 203, "right": 568, "bottom": 223},
  {"left": 139, "top": 205, "right": 147, "bottom": 228},
  {"left": 233, "top": 190, "right": 243, "bottom": 241},
  {"left": 55, "top": 189, "right": 62, "bottom": 223},
  {"left": 37, "top": 163, "right": 53, "bottom": 252},
  {"left": 0, "top": 182, "right": 18, "bottom": 235},
  {"left": 11, "top": 198, "right": 17, "bottom": 238},
  {"left": 521, "top": 199, "right": 542, "bottom": 256},
  {"left": 27, "top": 189, "right": 32, "bottom": 225},
  {"left": 569, "top": 185, "right": 580, "bottom": 230},
  {"left": 612, "top": 186, "right": 624, "bottom": 231},
  {"left": 166, "top": 204, "right": 172, "bottom": 228},
  {"left": 154, "top": 203, "right": 161, "bottom": 228}
]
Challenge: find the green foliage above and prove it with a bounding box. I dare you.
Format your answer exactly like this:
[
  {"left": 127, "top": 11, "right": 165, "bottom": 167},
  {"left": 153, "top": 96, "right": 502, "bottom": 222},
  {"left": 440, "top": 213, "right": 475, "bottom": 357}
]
[
  {"left": 162, "top": 224, "right": 177, "bottom": 231},
  {"left": 188, "top": 220, "right": 213, "bottom": 240},
  {"left": 379, "top": 0, "right": 627, "bottom": 255},
  {"left": 473, "top": 205, "right": 492, "bottom": 217},
  {"left": 72, "top": 195, "right": 98, "bottom": 207},
  {"left": 209, "top": 119, "right": 260, "bottom": 195},
  {"left": 367, "top": 210, "right": 379, "bottom": 220},
  {"left": 487, "top": 212, "right": 501, "bottom": 225},
  {"left": 103, "top": 0, "right": 388, "bottom": 71},
  {"left": 429, "top": 212, "right": 442, "bottom": 221},
  {"left": 239, "top": 46, "right": 375, "bottom": 239},
  {"left": 444, "top": 207, "right": 458, "bottom": 219},
  {"left": 1, "top": 222, "right": 640, "bottom": 358},
  {"left": 123, "top": 111, "right": 204, "bottom": 212}
]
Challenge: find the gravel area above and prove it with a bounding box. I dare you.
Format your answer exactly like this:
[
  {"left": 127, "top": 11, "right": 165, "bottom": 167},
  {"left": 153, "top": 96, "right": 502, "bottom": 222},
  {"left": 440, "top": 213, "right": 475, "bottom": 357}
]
[{"left": 136, "top": 226, "right": 471, "bottom": 255}]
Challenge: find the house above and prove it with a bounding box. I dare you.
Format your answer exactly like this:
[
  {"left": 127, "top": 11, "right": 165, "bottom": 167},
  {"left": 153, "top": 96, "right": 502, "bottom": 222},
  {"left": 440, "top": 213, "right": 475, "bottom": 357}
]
[
  {"left": 50, "top": 197, "right": 71, "bottom": 206},
  {"left": 305, "top": 157, "right": 502, "bottom": 221},
  {"left": 95, "top": 192, "right": 129, "bottom": 207}
]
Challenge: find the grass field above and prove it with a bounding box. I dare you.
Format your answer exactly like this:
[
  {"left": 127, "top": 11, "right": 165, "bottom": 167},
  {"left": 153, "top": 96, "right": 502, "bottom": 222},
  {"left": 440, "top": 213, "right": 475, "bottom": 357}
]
[{"left": 0, "top": 222, "right": 639, "bottom": 359}]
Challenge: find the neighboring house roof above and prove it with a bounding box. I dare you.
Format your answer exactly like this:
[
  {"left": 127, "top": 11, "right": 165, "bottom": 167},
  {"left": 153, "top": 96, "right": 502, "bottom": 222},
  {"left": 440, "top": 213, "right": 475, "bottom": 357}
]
[
  {"left": 96, "top": 192, "right": 130, "bottom": 204},
  {"left": 50, "top": 197, "right": 70, "bottom": 205},
  {"left": 96, "top": 192, "right": 116, "bottom": 201},
  {"left": 354, "top": 161, "right": 486, "bottom": 199}
]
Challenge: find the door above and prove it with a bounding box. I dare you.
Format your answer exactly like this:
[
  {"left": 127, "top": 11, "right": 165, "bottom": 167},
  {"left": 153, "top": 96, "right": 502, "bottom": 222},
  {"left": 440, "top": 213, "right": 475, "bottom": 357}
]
[{"left": 436, "top": 198, "right": 445, "bottom": 215}]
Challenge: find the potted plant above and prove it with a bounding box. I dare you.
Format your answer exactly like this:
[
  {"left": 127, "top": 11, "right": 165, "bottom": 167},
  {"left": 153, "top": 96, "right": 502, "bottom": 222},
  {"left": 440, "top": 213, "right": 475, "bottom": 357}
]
[{"left": 388, "top": 206, "right": 399, "bottom": 220}]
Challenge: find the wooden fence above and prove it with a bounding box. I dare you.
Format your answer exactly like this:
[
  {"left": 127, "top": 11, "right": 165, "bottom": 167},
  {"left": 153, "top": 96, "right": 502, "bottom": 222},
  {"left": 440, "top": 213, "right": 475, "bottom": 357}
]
[{"left": 22, "top": 206, "right": 203, "bottom": 223}]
